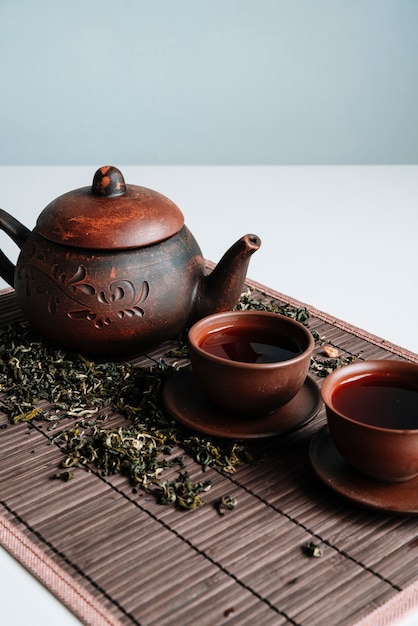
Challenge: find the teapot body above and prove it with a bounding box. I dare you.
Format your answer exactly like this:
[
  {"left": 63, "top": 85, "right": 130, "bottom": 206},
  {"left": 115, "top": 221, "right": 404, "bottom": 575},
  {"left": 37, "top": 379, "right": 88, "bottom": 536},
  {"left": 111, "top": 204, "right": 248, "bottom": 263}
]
[
  {"left": 0, "top": 166, "right": 261, "bottom": 355},
  {"left": 15, "top": 225, "right": 204, "bottom": 355}
]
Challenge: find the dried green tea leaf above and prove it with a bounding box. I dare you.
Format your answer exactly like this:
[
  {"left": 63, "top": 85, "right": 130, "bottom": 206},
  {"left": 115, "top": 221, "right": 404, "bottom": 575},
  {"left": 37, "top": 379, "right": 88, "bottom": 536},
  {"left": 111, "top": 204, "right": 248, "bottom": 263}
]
[{"left": 302, "top": 542, "right": 323, "bottom": 558}]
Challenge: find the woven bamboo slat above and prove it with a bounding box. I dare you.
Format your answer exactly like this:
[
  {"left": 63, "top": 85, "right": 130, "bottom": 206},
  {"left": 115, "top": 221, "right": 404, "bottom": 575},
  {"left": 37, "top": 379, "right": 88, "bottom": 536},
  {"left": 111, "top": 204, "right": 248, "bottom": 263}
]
[{"left": 1, "top": 282, "right": 418, "bottom": 626}]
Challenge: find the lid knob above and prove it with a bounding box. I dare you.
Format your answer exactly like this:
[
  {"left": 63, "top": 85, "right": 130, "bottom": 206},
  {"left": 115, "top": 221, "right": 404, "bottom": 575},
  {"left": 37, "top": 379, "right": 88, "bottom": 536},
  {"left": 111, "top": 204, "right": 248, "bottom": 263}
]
[{"left": 92, "top": 166, "right": 127, "bottom": 197}]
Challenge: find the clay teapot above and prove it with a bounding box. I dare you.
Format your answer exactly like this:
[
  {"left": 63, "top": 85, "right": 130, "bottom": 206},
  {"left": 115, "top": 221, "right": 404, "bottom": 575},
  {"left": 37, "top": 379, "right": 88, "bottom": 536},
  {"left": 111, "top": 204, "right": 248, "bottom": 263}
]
[{"left": 0, "top": 166, "right": 261, "bottom": 355}]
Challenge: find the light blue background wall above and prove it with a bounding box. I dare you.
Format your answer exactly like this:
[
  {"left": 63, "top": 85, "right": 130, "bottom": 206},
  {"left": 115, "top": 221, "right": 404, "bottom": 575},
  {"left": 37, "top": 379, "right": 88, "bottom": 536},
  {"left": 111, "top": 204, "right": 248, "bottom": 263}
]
[{"left": 0, "top": 0, "right": 417, "bottom": 165}]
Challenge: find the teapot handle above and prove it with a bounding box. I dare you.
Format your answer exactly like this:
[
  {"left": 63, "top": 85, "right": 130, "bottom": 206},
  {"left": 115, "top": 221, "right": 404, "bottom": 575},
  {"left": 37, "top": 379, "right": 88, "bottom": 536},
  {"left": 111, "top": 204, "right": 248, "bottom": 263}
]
[{"left": 0, "top": 209, "right": 31, "bottom": 287}]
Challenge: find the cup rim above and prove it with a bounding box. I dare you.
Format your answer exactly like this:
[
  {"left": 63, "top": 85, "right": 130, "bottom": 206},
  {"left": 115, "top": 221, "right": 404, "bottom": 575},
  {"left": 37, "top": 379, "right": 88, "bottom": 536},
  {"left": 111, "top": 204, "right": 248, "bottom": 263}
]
[
  {"left": 321, "top": 359, "right": 418, "bottom": 433},
  {"left": 188, "top": 310, "right": 314, "bottom": 370}
]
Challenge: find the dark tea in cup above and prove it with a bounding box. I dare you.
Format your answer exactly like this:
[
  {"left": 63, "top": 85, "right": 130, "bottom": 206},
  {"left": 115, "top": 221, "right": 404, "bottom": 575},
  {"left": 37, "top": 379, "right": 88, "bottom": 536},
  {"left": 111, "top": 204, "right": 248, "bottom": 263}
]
[
  {"left": 199, "top": 327, "right": 303, "bottom": 364},
  {"left": 331, "top": 375, "right": 418, "bottom": 430},
  {"left": 322, "top": 360, "right": 418, "bottom": 482},
  {"left": 188, "top": 310, "right": 314, "bottom": 417}
]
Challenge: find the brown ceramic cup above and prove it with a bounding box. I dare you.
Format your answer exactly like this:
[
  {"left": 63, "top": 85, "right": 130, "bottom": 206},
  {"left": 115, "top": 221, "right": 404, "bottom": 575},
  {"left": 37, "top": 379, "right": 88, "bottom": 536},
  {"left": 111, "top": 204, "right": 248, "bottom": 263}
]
[
  {"left": 321, "top": 360, "right": 418, "bottom": 482},
  {"left": 187, "top": 310, "right": 314, "bottom": 417}
]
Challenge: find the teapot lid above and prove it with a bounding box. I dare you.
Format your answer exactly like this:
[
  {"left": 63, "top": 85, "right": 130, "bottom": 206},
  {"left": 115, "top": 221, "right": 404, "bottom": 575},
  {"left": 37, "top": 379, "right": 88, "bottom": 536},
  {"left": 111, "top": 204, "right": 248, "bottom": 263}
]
[{"left": 36, "top": 166, "right": 184, "bottom": 249}]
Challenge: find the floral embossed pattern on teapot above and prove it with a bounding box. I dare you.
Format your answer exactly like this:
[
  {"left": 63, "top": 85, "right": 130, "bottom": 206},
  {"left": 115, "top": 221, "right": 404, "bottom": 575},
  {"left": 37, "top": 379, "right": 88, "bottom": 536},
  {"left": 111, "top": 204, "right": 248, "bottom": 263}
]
[{"left": 0, "top": 166, "right": 261, "bottom": 355}]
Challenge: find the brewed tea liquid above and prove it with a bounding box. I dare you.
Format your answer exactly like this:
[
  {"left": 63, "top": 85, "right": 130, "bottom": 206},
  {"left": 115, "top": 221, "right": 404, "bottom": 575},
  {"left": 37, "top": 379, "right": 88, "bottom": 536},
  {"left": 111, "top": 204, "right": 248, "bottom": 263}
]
[
  {"left": 333, "top": 376, "right": 418, "bottom": 429},
  {"left": 201, "top": 328, "right": 302, "bottom": 364}
]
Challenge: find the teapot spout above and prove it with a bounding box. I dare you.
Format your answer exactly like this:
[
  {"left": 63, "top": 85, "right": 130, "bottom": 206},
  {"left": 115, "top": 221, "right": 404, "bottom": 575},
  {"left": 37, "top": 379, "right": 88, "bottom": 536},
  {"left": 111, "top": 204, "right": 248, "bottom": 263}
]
[{"left": 194, "top": 234, "right": 261, "bottom": 320}]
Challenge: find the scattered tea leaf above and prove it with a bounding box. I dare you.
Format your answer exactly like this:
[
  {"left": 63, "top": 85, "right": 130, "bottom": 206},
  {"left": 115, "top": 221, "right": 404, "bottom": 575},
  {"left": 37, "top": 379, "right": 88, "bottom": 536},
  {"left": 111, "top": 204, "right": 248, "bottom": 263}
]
[
  {"left": 236, "top": 290, "right": 310, "bottom": 323},
  {"left": 215, "top": 495, "right": 238, "bottom": 517},
  {"left": 302, "top": 542, "right": 323, "bottom": 558},
  {"left": 0, "top": 291, "right": 335, "bottom": 510},
  {"left": 310, "top": 354, "right": 356, "bottom": 377},
  {"left": 0, "top": 321, "right": 254, "bottom": 510},
  {"left": 51, "top": 471, "right": 74, "bottom": 482}
]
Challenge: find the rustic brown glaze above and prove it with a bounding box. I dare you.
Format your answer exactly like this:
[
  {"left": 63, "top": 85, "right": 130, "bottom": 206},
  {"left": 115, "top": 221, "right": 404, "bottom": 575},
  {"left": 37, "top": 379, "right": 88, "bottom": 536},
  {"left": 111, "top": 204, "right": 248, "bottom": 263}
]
[
  {"left": 187, "top": 310, "right": 314, "bottom": 417},
  {"left": 0, "top": 166, "right": 261, "bottom": 355},
  {"left": 36, "top": 166, "right": 185, "bottom": 248},
  {"left": 322, "top": 360, "right": 418, "bottom": 482},
  {"left": 163, "top": 367, "right": 321, "bottom": 438},
  {"left": 310, "top": 427, "right": 418, "bottom": 514}
]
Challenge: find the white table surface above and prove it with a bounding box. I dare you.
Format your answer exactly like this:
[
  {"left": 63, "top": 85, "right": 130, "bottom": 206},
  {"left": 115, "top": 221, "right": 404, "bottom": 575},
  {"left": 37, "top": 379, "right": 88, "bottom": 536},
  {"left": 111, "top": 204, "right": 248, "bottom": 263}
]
[{"left": 1, "top": 165, "right": 418, "bottom": 625}]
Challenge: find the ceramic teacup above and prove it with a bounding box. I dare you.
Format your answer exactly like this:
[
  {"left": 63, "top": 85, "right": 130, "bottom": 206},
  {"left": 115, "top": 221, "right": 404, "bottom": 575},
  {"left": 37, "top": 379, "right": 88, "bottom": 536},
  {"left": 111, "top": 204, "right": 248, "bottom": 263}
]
[
  {"left": 187, "top": 310, "right": 314, "bottom": 417},
  {"left": 321, "top": 360, "right": 418, "bottom": 482}
]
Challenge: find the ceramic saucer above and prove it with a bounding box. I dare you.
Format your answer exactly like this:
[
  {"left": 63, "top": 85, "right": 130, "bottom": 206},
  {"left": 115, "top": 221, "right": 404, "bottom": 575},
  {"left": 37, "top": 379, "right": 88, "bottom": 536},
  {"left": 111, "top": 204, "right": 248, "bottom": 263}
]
[
  {"left": 309, "top": 426, "right": 418, "bottom": 515},
  {"left": 162, "top": 366, "right": 321, "bottom": 439}
]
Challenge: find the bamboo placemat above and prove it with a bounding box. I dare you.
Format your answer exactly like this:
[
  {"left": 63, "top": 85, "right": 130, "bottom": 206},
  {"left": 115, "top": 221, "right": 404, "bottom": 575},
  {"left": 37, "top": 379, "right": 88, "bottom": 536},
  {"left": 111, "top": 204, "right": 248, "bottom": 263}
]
[{"left": 1, "top": 280, "right": 418, "bottom": 626}]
